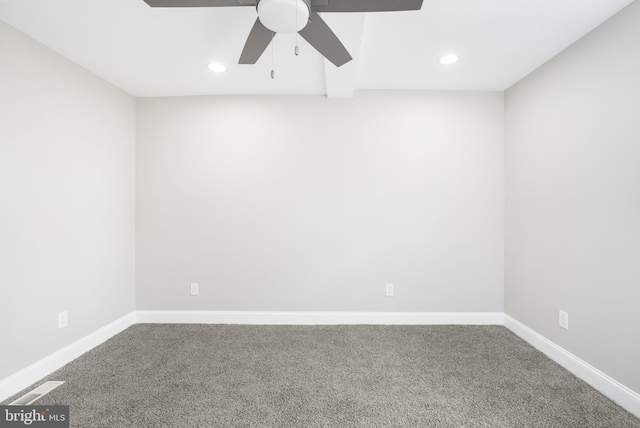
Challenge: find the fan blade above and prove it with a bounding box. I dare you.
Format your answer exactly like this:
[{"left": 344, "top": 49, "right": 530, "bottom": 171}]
[
  {"left": 312, "top": 0, "right": 422, "bottom": 12},
  {"left": 298, "top": 11, "right": 352, "bottom": 67},
  {"left": 239, "top": 18, "right": 275, "bottom": 64},
  {"left": 142, "top": 0, "right": 254, "bottom": 7}
]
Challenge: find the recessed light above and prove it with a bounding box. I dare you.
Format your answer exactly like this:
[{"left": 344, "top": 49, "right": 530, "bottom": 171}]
[
  {"left": 207, "top": 62, "right": 226, "bottom": 73},
  {"left": 438, "top": 54, "right": 458, "bottom": 65}
]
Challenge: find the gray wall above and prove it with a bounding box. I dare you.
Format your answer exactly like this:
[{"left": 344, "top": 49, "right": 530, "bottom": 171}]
[
  {"left": 0, "top": 22, "right": 136, "bottom": 380},
  {"left": 136, "top": 91, "right": 505, "bottom": 312},
  {"left": 505, "top": 1, "right": 640, "bottom": 393}
]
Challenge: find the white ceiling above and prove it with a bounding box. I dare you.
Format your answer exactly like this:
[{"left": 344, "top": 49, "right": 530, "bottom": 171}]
[{"left": 0, "top": 0, "right": 634, "bottom": 98}]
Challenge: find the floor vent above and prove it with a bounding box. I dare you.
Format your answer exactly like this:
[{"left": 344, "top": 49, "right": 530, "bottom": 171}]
[{"left": 9, "top": 381, "right": 65, "bottom": 405}]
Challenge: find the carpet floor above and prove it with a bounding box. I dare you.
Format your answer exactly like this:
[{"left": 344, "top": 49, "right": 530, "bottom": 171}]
[{"left": 4, "top": 324, "right": 639, "bottom": 427}]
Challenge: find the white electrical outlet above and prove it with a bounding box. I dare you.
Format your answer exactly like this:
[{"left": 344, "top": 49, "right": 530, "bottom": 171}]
[
  {"left": 58, "top": 311, "right": 68, "bottom": 329},
  {"left": 559, "top": 310, "right": 569, "bottom": 330},
  {"left": 385, "top": 283, "right": 394, "bottom": 297},
  {"left": 190, "top": 283, "right": 199, "bottom": 296}
]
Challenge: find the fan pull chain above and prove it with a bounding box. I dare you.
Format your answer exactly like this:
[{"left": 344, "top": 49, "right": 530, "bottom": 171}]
[
  {"left": 295, "top": 0, "right": 299, "bottom": 56},
  {"left": 271, "top": 32, "right": 275, "bottom": 79}
]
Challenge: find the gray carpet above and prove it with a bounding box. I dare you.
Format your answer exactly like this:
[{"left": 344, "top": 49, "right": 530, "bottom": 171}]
[{"left": 4, "top": 324, "right": 639, "bottom": 427}]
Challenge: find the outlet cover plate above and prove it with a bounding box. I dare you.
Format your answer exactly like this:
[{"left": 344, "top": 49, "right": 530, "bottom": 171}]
[
  {"left": 559, "top": 310, "right": 568, "bottom": 330},
  {"left": 191, "top": 283, "right": 199, "bottom": 296},
  {"left": 385, "top": 283, "right": 394, "bottom": 297},
  {"left": 58, "top": 311, "right": 68, "bottom": 329}
]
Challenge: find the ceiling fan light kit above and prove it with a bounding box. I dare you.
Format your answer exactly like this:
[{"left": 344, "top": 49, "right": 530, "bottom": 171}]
[
  {"left": 258, "top": 0, "right": 310, "bottom": 33},
  {"left": 142, "top": 0, "right": 423, "bottom": 68}
]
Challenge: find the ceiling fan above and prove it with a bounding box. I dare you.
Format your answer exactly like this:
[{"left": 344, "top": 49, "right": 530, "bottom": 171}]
[{"left": 142, "top": 0, "right": 423, "bottom": 67}]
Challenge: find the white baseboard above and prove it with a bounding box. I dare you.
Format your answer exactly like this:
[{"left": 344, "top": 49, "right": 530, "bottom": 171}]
[
  {"left": 0, "top": 311, "right": 136, "bottom": 403},
  {"left": 136, "top": 310, "right": 504, "bottom": 325},
  {"left": 504, "top": 314, "right": 640, "bottom": 419}
]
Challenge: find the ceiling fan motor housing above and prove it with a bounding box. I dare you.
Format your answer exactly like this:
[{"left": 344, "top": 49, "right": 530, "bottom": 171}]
[{"left": 257, "top": 0, "right": 310, "bottom": 33}]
